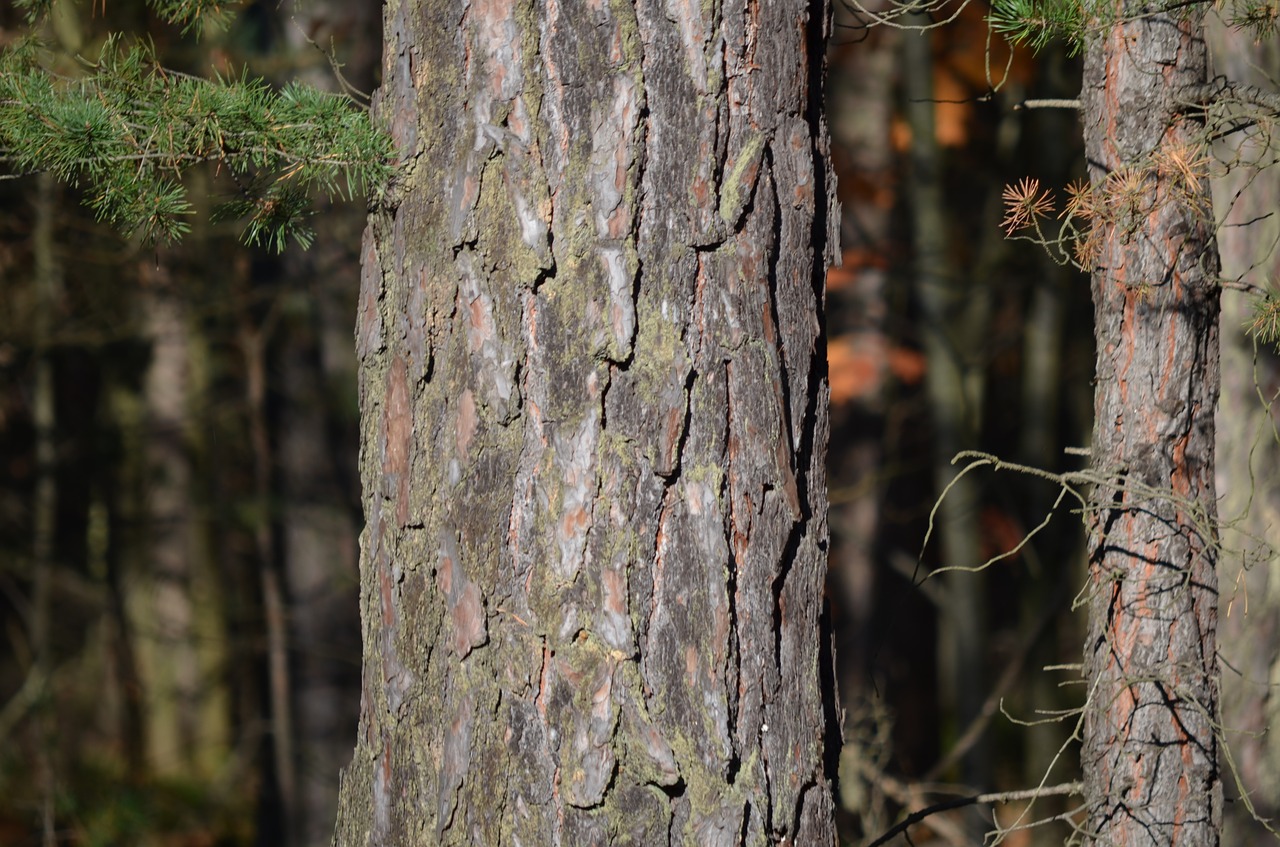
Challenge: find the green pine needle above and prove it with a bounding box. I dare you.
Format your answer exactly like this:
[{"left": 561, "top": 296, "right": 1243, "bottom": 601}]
[
  {"left": 1246, "top": 293, "right": 1280, "bottom": 348},
  {"left": 988, "top": 0, "right": 1088, "bottom": 54},
  {"left": 0, "top": 36, "right": 394, "bottom": 251}
]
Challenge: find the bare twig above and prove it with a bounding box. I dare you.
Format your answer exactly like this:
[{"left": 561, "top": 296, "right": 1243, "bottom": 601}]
[
  {"left": 923, "top": 586, "right": 1065, "bottom": 782},
  {"left": 1181, "top": 76, "right": 1280, "bottom": 114},
  {"left": 1014, "top": 98, "right": 1082, "bottom": 110},
  {"left": 866, "top": 782, "right": 1084, "bottom": 847}
]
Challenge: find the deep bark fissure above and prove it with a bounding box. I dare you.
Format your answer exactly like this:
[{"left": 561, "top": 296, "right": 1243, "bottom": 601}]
[{"left": 335, "top": 0, "right": 838, "bottom": 842}]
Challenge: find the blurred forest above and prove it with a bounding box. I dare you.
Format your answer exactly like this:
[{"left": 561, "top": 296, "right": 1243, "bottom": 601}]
[{"left": 2, "top": 1, "right": 1279, "bottom": 846}]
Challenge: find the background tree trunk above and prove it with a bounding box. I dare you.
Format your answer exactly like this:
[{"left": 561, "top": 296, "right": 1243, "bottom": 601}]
[
  {"left": 273, "top": 7, "right": 376, "bottom": 843},
  {"left": 1206, "top": 23, "right": 1280, "bottom": 842},
  {"left": 137, "top": 265, "right": 203, "bottom": 776},
  {"left": 901, "top": 21, "right": 990, "bottom": 794},
  {"left": 31, "top": 171, "right": 60, "bottom": 847},
  {"left": 333, "top": 0, "right": 841, "bottom": 842},
  {"left": 1079, "top": 5, "right": 1222, "bottom": 844}
]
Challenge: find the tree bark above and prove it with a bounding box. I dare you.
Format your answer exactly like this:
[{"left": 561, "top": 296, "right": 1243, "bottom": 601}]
[
  {"left": 1079, "top": 5, "right": 1222, "bottom": 844},
  {"left": 333, "top": 0, "right": 840, "bottom": 843}
]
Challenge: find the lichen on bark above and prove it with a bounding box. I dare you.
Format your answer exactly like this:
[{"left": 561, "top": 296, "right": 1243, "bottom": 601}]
[{"left": 333, "top": 0, "right": 841, "bottom": 844}]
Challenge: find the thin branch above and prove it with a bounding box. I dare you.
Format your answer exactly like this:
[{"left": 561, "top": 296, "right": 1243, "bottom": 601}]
[
  {"left": 867, "top": 783, "right": 1084, "bottom": 847},
  {"left": 924, "top": 586, "right": 1065, "bottom": 781},
  {"left": 1014, "top": 98, "right": 1081, "bottom": 110},
  {"left": 1181, "top": 76, "right": 1280, "bottom": 115}
]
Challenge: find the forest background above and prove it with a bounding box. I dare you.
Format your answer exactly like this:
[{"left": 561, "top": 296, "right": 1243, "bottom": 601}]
[{"left": 1, "top": 0, "right": 1278, "bottom": 845}]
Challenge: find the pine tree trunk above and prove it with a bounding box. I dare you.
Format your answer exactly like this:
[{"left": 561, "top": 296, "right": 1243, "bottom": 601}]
[
  {"left": 1079, "top": 6, "right": 1222, "bottom": 844},
  {"left": 333, "top": 0, "right": 840, "bottom": 843}
]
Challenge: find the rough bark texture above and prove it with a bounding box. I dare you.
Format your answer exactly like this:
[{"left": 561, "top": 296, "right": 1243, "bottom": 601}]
[
  {"left": 333, "top": 0, "right": 840, "bottom": 844},
  {"left": 1080, "top": 6, "right": 1222, "bottom": 845}
]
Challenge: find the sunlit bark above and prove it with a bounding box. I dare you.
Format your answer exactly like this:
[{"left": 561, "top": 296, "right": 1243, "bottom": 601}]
[
  {"left": 1079, "top": 5, "right": 1222, "bottom": 844},
  {"left": 333, "top": 0, "right": 841, "bottom": 842}
]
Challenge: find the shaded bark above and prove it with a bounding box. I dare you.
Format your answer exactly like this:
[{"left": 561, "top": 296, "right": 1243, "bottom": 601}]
[
  {"left": 1079, "top": 5, "right": 1222, "bottom": 844},
  {"left": 334, "top": 0, "right": 840, "bottom": 843}
]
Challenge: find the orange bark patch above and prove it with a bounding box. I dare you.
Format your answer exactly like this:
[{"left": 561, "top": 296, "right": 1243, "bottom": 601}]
[
  {"left": 468, "top": 294, "right": 493, "bottom": 351},
  {"left": 602, "top": 568, "right": 627, "bottom": 616},
  {"left": 451, "top": 582, "right": 487, "bottom": 658},
  {"left": 383, "top": 356, "right": 413, "bottom": 526},
  {"left": 761, "top": 300, "right": 777, "bottom": 346},
  {"left": 379, "top": 531, "right": 397, "bottom": 628},
  {"left": 437, "top": 551, "right": 488, "bottom": 659},
  {"left": 662, "top": 405, "right": 684, "bottom": 467},
  {"left": 384, "top": 356, "right": 411, "bottom": 478},
  {"left": 1169, "top": 432, "right": 1191, "bottom": 497},
  {"left": 560, "top": 506, "right": 590, "bottom": 541}
]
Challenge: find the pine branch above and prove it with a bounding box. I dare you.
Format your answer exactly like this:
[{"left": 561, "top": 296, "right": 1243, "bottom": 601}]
[
  {"left": 18, "top": 0, "right": 244, "bottom": 35},
  {"left": 0, "top": 37, "right": 394, "bottom": 250}
]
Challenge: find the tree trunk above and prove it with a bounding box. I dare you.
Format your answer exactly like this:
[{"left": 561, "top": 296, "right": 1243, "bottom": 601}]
[
  {"left": 902, "top": 21, "right": 989, "bottom": 792},
  {"left": 137, "top": 266, "right": 203, "bottom": 776},
  {"left": 1079, "top": 6, "right": 1222, "bottom": 844},
  {"left": 1206, "top": 24, "right": 1280, "bottom": 842},
  {"left": 273, "top": 7, "right": 375, "bottom": 843},
  {"left": 333, "top": 0, "right": 840, "bottom": 843},
  {"left": 32, "top": 171, "right": 60, "bottom": 847}
]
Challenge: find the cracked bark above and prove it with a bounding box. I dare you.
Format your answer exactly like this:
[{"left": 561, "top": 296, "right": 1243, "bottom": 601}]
[
  {"left": 332, "top": 0, "right": 840, "bottom": 844},
  {"left": 1079, "top": 4, "right": 1223, "bottom": 845}
]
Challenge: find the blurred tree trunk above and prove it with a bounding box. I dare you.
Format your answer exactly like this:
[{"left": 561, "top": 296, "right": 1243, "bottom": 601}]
[
  {"left": 1079, "top": 5, "right": 1222, "bottom": 844},
  {"left": 271, "top": 6, "right": 374, "bottom": 844},
  {"left": 333, "top": 0, "right": 841, "bottom": 842},
  {"left": 902, "top": 22, "right": 989, "bottom": 790},
  {"left": 236, "top": 297, "right": 300, "bottom": 846},
  {"left": 137, "top": 267, "right": 202, "bottom": 774},
  {"left": 31, "top": 172, "right": 60, "bottom": 847},
  {"left": 1015, "top": 49, "right": 1079, "bottom": 815},
  {"left": 1206, "top": 24, "right": 1280, "bottom": 842},
  {"left": 827, "top": 0, "right": 895, "bottom": 701},
  {"left": 825, "top": 3, "right": 896, "bottom": 834}
]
